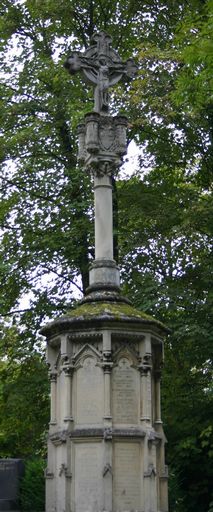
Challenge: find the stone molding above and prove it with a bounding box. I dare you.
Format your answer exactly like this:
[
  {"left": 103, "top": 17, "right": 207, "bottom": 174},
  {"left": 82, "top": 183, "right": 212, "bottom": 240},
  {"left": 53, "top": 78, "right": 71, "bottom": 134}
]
[
  {"left": 59, "top": 464, "right": 72, "bottom": 479},
  {"left": 160, "top": 465, "right": 169, "bottom": 479},
  {"left": 49, "top": 427, "right": 164, "bottom": 444},
  {"left": 45, "top": 468, "right": 54, "bottom": 479},
  {"left": 103, "top": 463, "right": 112, "bottom": 477},
  {"left": 40, "top": 311, "right": 169, "bottom": 339},
  {"left": 144, "top": 463, "right": 157, "bottom": 478}
]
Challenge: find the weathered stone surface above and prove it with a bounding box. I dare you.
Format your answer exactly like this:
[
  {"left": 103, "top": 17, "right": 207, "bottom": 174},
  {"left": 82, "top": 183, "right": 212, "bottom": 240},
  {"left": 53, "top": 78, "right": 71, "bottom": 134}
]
[
  {"left": 49, "top": 426, "right": 148, "bottom": 442},
  {"left": 74, "top": 443, "right": 103, "bottom": 512},
  {"left": 40, "top": 300, "right": 169, "bottom": 338},
  {"left": 76, "top": 355, "right": 103, "bottom": 425},
  {"left": 44, "top": 323, "right": 168, "bottom": 512},
  {"left": 113, "top": 443, "right": 141, "bottom": 510},
  {"left": 112, "top": 357, "right": 139, "bottom": 424},
  {"left": 89, "top": 259, "right": 120, "bottom": 289},
  {"left": 64, "top": 31, "right": 137, "bottom": 115},
  {"left": 64, "top": 31, "right": 136, "bottom": 296}
]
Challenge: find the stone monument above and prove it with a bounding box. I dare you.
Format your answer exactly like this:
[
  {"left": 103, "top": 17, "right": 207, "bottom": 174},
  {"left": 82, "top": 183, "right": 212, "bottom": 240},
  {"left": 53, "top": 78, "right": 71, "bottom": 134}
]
[{"left": 41, "top": 31, "right": 168, "bottom": 512}]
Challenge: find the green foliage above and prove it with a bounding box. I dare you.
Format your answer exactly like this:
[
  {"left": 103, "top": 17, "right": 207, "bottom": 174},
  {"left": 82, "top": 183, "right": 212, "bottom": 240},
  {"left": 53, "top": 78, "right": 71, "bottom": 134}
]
[
  {"left": 0, "top": 324, "right": 49, "bottom": 457},
  {"left": 118, "top": 166, "right": 213, "bottom": 512},
  {"left": 20, "top": 457, "right": 45, "bottom": 512}
]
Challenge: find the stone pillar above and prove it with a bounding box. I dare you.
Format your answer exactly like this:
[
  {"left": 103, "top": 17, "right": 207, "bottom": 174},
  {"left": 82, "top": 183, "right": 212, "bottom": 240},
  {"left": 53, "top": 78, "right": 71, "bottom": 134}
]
[
  {"left": 140, "top": 357, "right": 152, "bottom": 426},
  {"left": 140, "top": 366, "right": 148, "bottom": 423},
  {"left": 159, "top": 465, "right": 169, "bottom": 512},
  {"left": 155, "top": 369, "right": 163, "bottom": 429},
  {"left": 49, "top": 371, "right": 57, "bottom": 426},
  {"left": 63, "top": 365, "right": 74, "bottom": 424},
  {"left": 103, "top": 364, "right": 112, "bottom": 420},
  {"left": 94, "top": 174, "right": 113, "bottom": 260},
  {"left": 103, "top": 441, "right": 113, "bottom": 512},
  {"left": 144, "top": 438, "right": 158, "bottom": 512},
  {"left": 57, "top": 439, "right": 72, "bottom": 512},
  {"left": 146, "top": 366, "right": 152, "bottom": 423},
  {"left": 45, "top": 439, "right": 56, "bottom": 512},
  {"left": 102, "top": 332, "right": 113, "bottom": 422}
]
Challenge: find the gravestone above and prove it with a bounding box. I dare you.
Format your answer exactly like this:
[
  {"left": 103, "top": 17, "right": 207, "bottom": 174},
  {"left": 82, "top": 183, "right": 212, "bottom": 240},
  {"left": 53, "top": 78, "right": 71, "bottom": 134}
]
[
  {"left": 0, "top": 459, "right": 24, "bottom": 512},
  {"left": 41, "top": 30, "right": 169, "bottom": 512}
]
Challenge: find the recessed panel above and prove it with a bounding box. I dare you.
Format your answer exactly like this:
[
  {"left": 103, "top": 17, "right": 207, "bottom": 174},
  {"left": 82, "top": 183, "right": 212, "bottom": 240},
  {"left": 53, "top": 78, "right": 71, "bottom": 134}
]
[
  {"left": 76, "top": 355, "right": 103, "bottom": 424},
  {"left": 74, "top": 443, "right": 103, "bottom": 512},
  {"left": 113, "top": 442, "right": 141, "bottom": 511},
  {"left": 112, "top": 357, "right": 139, "bottom": 424}
]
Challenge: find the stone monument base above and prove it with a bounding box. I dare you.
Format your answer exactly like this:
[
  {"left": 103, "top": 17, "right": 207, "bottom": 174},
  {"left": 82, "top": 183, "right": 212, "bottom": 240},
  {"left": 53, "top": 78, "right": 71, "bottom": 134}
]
[{"left": 41, "top": 300, "right": 169, "bottom": 512}]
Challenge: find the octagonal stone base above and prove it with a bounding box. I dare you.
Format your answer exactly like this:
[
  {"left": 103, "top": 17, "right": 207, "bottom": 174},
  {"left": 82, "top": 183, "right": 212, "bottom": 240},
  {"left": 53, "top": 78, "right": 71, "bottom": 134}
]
[{"left": 41, "top": 301, "right": 169, "bottom": 512}]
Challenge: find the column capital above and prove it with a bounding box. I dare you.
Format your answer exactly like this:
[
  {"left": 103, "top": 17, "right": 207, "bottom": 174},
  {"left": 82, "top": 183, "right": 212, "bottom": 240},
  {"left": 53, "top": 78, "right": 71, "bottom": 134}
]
[
  {"left": 49, "top": 371, "right": 57, "bottom": 382},
  {"left": 102, "top": 360, "right": 113, "bottom": 373},
  {"left": 62, "top": 364, "right": 74, "bottom": 377},
  {"left": 138, "top": 364, "right": 151, "bottom": 376},
  {"left": 103, "top": 363, "right": 113, "bottom": 373}
]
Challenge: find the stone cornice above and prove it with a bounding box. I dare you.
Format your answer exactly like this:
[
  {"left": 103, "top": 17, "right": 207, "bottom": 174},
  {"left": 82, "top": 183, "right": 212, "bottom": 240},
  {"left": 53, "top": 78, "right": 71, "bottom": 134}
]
[
  {"left": 40, "top": 302, "right": 169, "bottom": 339},
  {"left": 49, "top": 426, "right": 166, "bottom": 445}
]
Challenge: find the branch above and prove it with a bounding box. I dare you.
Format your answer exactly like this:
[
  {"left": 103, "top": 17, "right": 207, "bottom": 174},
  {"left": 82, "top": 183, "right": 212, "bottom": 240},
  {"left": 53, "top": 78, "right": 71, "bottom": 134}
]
[
  {"left": 0, "top": 308, "right": 32, "bottom": 316},
  {"left": 3, "top": 83, "right": 44, "bottom": 106},
  {"left": 72, "top": 11, "right": 89, "bottom": 48},
  {"left": 40, "top": 264, "right": 83, "bottom": 294},
  {"left": 17, "top": 27, "right": 37, "bottom": 42},
  {"left": 1, "top": 176, "right": 59, "bottom": 203}
]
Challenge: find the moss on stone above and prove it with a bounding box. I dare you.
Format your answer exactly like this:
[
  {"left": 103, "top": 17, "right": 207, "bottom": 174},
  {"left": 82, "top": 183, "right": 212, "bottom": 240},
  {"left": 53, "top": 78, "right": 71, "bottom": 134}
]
[{"left": 65, "top": 301, "right": 164, "bottom": 328}]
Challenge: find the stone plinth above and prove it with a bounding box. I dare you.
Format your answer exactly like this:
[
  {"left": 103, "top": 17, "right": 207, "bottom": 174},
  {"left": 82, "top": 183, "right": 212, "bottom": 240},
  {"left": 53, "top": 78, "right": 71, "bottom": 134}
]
[{"left": 41, "top": 301, "right": 169, "bottom": 512}]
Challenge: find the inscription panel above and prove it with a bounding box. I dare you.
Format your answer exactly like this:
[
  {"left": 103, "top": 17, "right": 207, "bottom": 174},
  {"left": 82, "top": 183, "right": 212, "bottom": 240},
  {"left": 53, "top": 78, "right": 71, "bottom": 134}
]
[
  {"left": 76, "top": 356, "right": 103, "bottom": 424},
  {"left": 112, "top": 357, "right": 139, "bottom": 424},
  {"left": 74, "top": 443, "right": 103, "bottom": 512},
  {"left": 113, "top": 442, "right": 141, "bottom": 511}
]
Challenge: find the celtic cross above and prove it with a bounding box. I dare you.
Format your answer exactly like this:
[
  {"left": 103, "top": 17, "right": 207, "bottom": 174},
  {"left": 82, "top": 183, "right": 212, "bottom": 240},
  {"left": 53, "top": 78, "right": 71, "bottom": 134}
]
[{"left": 64, "top": 31, "right": 137, "bottom": 114}]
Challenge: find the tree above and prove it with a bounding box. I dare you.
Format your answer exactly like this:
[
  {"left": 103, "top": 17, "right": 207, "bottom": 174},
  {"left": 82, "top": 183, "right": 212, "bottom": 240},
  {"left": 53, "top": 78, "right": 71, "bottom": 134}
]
[
  {"left": 0, "top": 323, "right": 49, "bottom": 457},
  {"left": 1, "top": 0, "right": 211, "bottom": 332},
  {"left": 118, "top": 167, "right": 213, "bottom": 511}
]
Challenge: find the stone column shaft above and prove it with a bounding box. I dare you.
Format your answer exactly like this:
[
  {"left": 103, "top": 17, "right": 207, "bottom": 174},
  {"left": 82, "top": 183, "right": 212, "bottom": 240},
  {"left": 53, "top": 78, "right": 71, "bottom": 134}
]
[
  {"left": 104, "top": 368, "right": 112, "bottom": 419},
  {"left": 146, "top": 369, "right": 152, "bottom": 423},
  {"left": 50, "top": 372, "right": 57, "bottom": 425},
  {"left": 64, "top": 367, "right": 74, "bottom": 423},
  {"left": 155, "top": 374, "right": 162, "bottom": 424},
  {"left": 140, "top": 368, "right": 151, "bottom": 424},
  {"left": 94, "top": 175, "right": 113, "bottom": 260},
  {"left": 140, "top": 370, "right": 145, "bottom": 421},
  {"left": 103, "top": 442, "right": 113, "bottom": 512}
]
